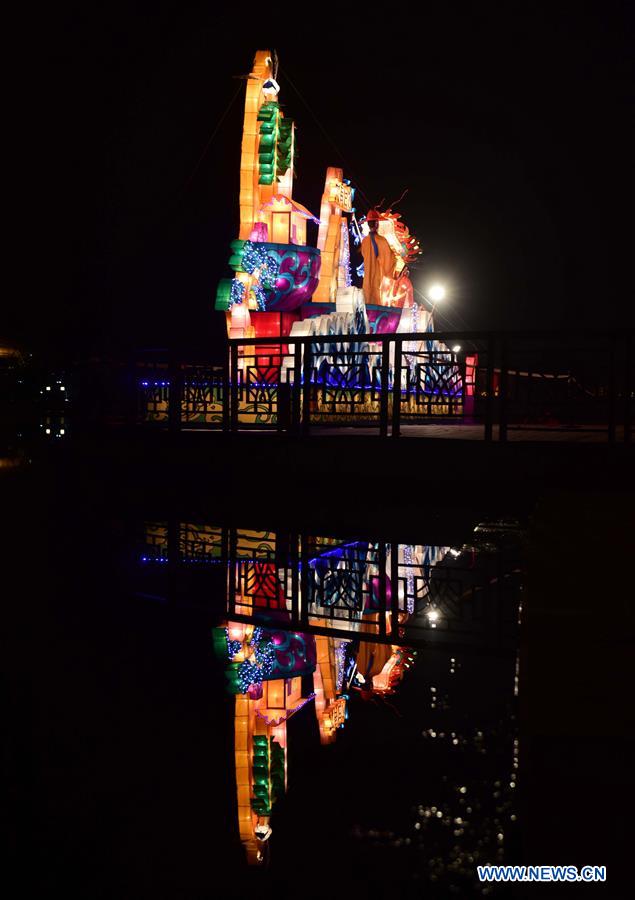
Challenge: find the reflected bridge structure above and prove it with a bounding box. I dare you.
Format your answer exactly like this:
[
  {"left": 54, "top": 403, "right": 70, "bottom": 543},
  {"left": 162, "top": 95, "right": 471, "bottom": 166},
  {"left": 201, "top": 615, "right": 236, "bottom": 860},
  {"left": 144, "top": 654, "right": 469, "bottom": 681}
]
[{"left": 137, "top": 520, "right": 524, "bottom": 655}]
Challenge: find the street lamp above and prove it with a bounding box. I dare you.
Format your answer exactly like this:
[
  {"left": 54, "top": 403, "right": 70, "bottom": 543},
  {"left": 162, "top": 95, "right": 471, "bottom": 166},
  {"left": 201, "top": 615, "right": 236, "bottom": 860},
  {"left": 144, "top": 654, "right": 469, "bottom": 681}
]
[{"left": 428, "top": 283, "right": 446, "bottom": 302}]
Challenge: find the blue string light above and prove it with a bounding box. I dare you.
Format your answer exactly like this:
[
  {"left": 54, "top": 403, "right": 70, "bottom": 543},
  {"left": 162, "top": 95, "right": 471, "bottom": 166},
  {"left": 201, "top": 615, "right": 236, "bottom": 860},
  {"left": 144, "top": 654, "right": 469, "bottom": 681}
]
[
  {"left": 228, "top": 278, "right": 246, "bottom": 309},
  {"left": 230, "top": 629, "right": 277, "bottom": 692},
  {"left": 240, "top": 241, "right": 280, "bottom": 311},
  {"left": 335, "top": 640, "right": 350, "bottom": 691},
  {"left": 237, "top": 660, "right": 264, "bottom": 692},
  {"left": 225, "top": 627, "right": 242, "bottom": 659},
  {"left": 251, "top": 283, "right": 268, "bottom": 311},
  {"left": 250, "top": 627, "right": 263, "bottom": 645}
]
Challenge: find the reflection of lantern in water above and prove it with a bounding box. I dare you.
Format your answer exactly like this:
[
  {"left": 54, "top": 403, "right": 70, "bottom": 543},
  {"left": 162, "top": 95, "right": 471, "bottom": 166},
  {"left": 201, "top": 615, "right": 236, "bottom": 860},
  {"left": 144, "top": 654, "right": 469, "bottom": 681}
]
[
  {"left": 215, "top": 621, "right": 316, "bottom": 865},
  {"left": 313, "top": 636, "right": 346, "bottom": 744}
]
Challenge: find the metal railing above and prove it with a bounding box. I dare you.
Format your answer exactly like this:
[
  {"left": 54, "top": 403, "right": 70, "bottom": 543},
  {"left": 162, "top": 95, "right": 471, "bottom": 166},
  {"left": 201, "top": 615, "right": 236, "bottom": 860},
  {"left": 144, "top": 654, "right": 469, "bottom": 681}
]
[
  {"left": 135, "top": 330, "right": 634, "bottom": 442},
  {"left": 137, "top": 521, "right": 524, "bottom": 652}
]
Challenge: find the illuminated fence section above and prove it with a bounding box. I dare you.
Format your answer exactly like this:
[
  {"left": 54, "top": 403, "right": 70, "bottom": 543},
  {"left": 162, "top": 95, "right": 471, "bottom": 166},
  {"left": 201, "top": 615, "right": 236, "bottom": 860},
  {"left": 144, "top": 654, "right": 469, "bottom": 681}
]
[
  {"left": 134, "top": 330, "right": 633, "bottom": 440},
  {"left": 179, "top": 522, "right": 223, "bottom": 561},
  {"left": 142, "top": 521, "right": 168, "bottom": 562},
  {"left": 137, "top": 360, "right": 171, "bottom": 424},
  {"left": 396, "top": 345, "right": 464, "bottom": 423},
  {"left": 136, "top": 359, "right": 226, "bottom": 428},
  {"left": 231, "top": 345, "right": 292, "bottom": 427}
]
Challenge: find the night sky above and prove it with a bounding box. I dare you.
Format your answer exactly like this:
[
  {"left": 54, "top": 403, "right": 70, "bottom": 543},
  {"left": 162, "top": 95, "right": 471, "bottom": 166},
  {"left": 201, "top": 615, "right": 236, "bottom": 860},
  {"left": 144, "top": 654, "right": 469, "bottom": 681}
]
[{"left": 12, "top": 3, "right": 633, "bottom": 361}]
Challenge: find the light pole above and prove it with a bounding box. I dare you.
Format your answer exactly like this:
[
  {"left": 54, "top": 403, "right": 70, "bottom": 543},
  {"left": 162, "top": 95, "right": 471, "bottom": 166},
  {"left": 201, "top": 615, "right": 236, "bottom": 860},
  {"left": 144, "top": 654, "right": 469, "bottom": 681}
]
[{"left": 416, "top": 282, "right": 447, "bottom": 319}]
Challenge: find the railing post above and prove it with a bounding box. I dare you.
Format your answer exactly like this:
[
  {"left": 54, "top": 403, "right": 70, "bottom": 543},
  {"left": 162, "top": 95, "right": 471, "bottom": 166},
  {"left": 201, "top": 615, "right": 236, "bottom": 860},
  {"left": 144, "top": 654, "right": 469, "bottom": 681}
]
[
  {"left": 227, "top": 525, "right": 237, "bottom": 617},
  {"left": 292, "top": 339, "right": 302, "bottom": 435},
  {"left": 229, "top": 342, "right": 239, "bottom": 433},
  {"left": 484, "top": 333, "right": 495, "bottom": 442},
  {"left": 222, "top": 345, "right": 230, "bottom": 433},
  {"left": 391, "top": 336, "right": 403, "bottom": 438},
  {"left": 168, "top": 355, "right": 183, "bottom": 433},
  {"left": 277, "top": 338, "right": 290, "bottom": 433},
  {"left": 301, "top": 340, "right": 312, "bottom": 436},
  {"left": 379, "top": 338, "right": 390, "bottom": 437},
  {"left": 608, "top": 333, "right": 616, "bottom": 444},
  {"left": 299, "top": 532, "right": 310, "bottom": 627},
  {"left": 499, "top": 335, "right": 508, "bottom": 442},
  {"left": 167, "top": 515, "right": 180, "bottom": 604},
  {"left": 377, "top": 541, "right": 387, "bottom": 637},
  {"left": 625, "top": 331, "right": 632, "bottom": 444},
  {"left": 125, "top": 355, "right": 138, "bottom": 428},
  {"left": 220, "top": 524, "right": 229, "bottom": 566},
  {"left": 390, "top": 539, "right": 400, "bottom": 639},
  {"left": 290, "top": 532, "right": 300, "bottom": 622}
]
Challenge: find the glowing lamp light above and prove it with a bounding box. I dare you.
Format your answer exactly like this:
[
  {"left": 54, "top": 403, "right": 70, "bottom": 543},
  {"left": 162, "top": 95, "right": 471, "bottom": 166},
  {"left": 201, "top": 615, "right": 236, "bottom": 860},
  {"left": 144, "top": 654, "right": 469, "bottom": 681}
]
[
  {"left": 428, "top": 284, "right": 446, "bottom": 302},
  {"left": 452, "top": 345, "right": 461, "bottom": 353}
]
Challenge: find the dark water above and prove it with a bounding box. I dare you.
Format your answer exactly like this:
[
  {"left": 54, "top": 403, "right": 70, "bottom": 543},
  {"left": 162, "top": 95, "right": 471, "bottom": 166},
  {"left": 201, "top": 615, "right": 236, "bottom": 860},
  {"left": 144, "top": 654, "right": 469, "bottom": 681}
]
[{"left": 4, "top": 443, "right": 634, "bottom": 899}]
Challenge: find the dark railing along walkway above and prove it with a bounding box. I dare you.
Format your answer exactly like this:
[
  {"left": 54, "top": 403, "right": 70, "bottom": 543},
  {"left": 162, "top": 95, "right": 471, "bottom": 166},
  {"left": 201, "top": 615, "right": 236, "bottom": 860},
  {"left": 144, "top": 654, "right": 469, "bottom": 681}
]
[{"left": 135, "top": 330, "right": 633, "bottom": 442}]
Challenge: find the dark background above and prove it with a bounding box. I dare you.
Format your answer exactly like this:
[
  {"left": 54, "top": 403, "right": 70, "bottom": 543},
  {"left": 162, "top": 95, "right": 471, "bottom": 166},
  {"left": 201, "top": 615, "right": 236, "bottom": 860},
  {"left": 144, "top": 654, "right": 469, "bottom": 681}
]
[
  {"left": 7, "top": 3, "right": 634, "bottom": 361},
  {"left": 4, "top": 8, "right": 633, "bottom": 895}
]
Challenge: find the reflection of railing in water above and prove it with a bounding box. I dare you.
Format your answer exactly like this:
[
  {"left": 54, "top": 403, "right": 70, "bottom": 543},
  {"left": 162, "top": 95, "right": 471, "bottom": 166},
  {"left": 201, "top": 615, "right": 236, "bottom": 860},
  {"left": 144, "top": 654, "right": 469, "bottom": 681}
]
[
  {"left": 140, "top": 522, "right": 523, "bottom": 651},
  {"left": 139, "top": 519, "right": 523, "bottom": 870},
  {"left": 134, "top": 329, "right": 634, "bottom": 441}
]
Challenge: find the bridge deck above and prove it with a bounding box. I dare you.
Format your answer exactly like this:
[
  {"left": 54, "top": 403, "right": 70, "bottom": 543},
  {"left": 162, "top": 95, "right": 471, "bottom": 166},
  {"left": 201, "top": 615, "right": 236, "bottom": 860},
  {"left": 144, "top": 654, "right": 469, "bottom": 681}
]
[
  {"left": 315, "top": 424, "right": 621, "bottom": 441},
  {"left": 183, "top": 423, "right": 622, "bottom": 442}
]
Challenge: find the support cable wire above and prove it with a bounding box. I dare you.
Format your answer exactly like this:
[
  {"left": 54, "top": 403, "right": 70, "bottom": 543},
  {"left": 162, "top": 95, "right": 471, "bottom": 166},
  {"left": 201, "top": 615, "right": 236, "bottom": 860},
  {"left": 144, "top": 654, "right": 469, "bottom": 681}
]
[
  {"left": 279, "top": 64, "right": 373, "bottom": 209},
  {"left": 387, "top": 188, "right": 409, "bottom": 210},
  {"left": 179, "top": 79, "right": 244, "bottom": 194},
  {"left": 413, "top": 286, "right": 472, "bottom": 331}
]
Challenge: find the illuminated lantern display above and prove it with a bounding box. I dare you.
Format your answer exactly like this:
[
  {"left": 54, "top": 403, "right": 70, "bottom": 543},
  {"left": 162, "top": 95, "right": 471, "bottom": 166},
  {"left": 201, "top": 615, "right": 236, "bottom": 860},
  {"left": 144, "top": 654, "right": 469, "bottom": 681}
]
[
  {"left": 214, "top": 620, "right": 316, "bottom": 865},
  {"left": 215, "top": 51, "right": 425, "bottom": 338},
  {"left": 214, "top": 537, "right": 317, "bottom": 866},
  {"left": 314, "top": 167, "right": 353, "bottom": 302},
  {"left": 140, "top": 524, "right": 454, "bottom": 862},
  {"left": 361, "top": 646, "right": 418, "bottom": 695},
  {"left": 359, "top": 209, "right": 396, "bottom": 305},
  {"left": 209, "top": 48, "right": 469, "bottom": 418},
  {"left": 123, "top": 50, "right": 470, "bottom": 429},
  {"left": 312, "top": 636, "right": 350, "bottom": 743},
  {"left": 216, "top": 49, "right": 322, "bottom": 333}
]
